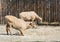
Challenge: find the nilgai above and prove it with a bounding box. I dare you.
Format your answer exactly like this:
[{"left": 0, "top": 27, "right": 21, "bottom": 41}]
[
  {"left": 19, "top": 11, "right": 42, "bottom": 28},
  {"left": 5, "top": 15, "right": 31, "bottom": 36}
]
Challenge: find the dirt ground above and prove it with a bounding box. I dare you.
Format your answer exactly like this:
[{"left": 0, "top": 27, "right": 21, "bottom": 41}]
[{"left": 0, "top": 25, "right": 60, "bottom": 42}]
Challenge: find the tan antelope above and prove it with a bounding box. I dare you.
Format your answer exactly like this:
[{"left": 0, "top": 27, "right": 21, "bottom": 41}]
[
  {"left": 19, "top": 11, "right": 42, "bottom": 28},
  {"left": 5, "top": 15, "right": 31, "bottom": 36}
]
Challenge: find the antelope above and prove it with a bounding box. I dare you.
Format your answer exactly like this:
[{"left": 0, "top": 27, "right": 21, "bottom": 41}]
[
  {"left": 19, "top": 11, "right": 42, "bottom": 28},
  {"left": 5, "top": 15, "right": 31, "bottom": 36}
]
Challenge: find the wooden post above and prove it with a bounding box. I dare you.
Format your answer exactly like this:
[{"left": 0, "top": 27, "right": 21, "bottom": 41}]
[
  {"left": 41, "top": 1, "right": 44, "bottom": 22},
  {"left": 49, "top": 0, "right": 50, "bottom": 23},
  {"left": 0, "top": 0, "right": 2, "bottom": 24},
  {"left": 56, "top": 0, "right": 57, "bottom": 22}
]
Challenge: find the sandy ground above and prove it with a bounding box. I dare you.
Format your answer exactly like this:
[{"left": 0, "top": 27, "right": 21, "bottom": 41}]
[{"left": 0, "top": 25, "right": 60, "bottom": 42}]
